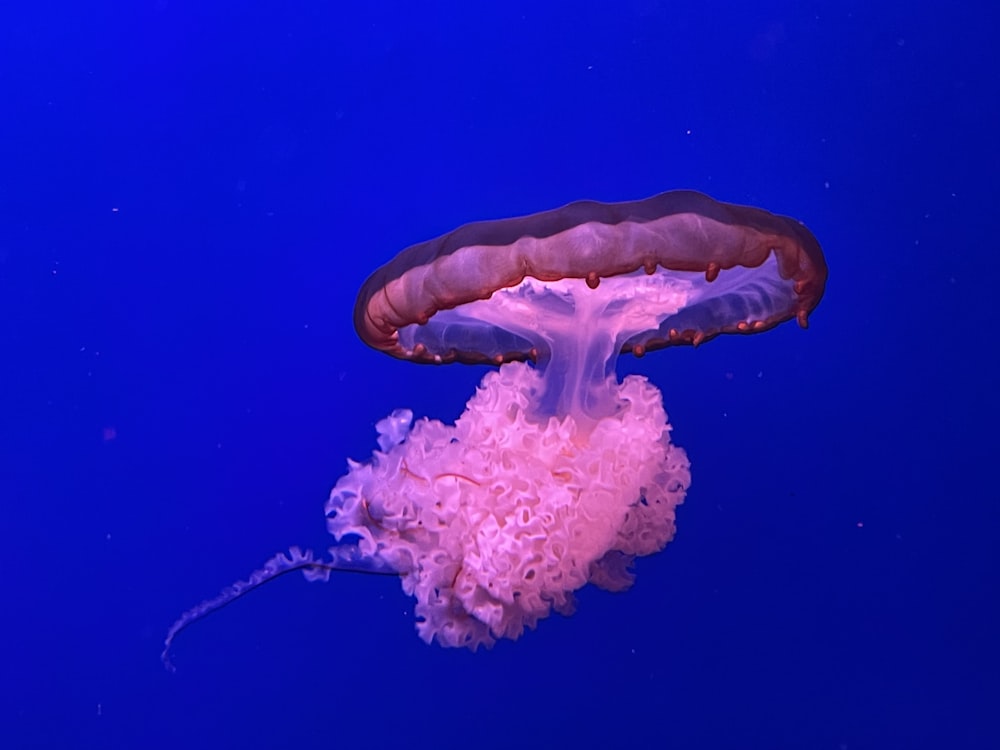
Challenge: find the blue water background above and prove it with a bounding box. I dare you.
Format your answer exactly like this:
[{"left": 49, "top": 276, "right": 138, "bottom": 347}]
[{"left": 2, "top": 2, "right": 997, "bottom": 748}]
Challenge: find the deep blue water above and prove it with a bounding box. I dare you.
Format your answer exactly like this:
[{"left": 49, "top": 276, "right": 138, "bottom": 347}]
[{"left": 2, "top": 2, "right": 998, "bottom": 748}]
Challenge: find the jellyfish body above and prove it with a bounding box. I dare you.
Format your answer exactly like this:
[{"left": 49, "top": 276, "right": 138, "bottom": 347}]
[
  {"left": 163, "top": 190, "right": 826, "bottom": 666},
  {"left": 328, "top": 361, "right": 689, "bottom": 648}
]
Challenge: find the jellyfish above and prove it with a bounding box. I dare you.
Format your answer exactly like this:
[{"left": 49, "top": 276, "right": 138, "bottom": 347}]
[{"left": 163, "top": 190, "right": 826, "bottom": 668}]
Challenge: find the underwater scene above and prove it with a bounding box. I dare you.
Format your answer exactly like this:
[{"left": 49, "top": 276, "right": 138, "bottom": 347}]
[{"left": 1, "top": 2, "right": 997, "bottom": 748}]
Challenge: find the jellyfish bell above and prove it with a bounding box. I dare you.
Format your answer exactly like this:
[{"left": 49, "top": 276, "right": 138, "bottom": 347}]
[
  {"left": 355, "top": 189, "right": 825, "bottom": 421},
  {"left": 163, "top": 190, "right": 826, "bottom": 668}
]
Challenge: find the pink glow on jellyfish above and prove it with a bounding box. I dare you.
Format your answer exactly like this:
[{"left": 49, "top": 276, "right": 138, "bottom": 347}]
[{"left": 163, "top": 190, "right": 826, "bottom": 668}]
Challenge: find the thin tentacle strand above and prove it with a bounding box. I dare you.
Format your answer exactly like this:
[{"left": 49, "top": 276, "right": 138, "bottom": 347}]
[{"left": 162, "top": 545, "right": 396, "bottom": 672}]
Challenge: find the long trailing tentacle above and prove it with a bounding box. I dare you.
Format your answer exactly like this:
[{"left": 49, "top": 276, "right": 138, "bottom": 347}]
[{"left": 162, "top": 545, "right": 396, "bottom": 672}]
